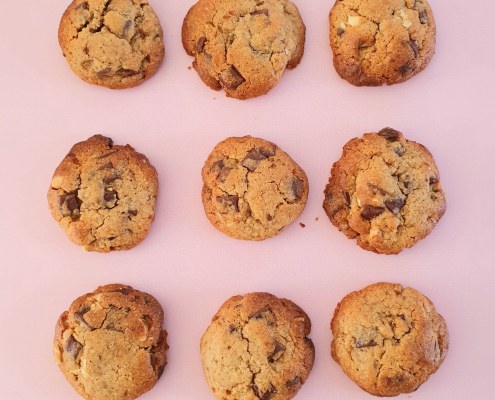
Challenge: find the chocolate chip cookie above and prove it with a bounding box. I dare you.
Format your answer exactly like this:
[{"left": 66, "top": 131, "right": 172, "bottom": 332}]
[
  {"left": 331, "top": 282, "right": 449, "bottom": 396},
  {"left": 54, "top": 284, "right": 168, "bottom": 400},
  {"left": 182, "top": 0, "right": 306, "bottom": 99},
  {"left": 323, "top": 128, "right": 446, "bottom": 254},
  {"left": 201, "top": 292, "right": 315, "bottom": 400},
  {"left": 59, "top": 0, "right": 165, "bottom": 89},
  {"left": 202, "top": 136, "right": 308, "bottom": 240},
  {"left": 329, "top": 0, "right": 436, "bottom": 86},
  {"left": 48, "top": 135, "right": 158, "bottom": 252}
]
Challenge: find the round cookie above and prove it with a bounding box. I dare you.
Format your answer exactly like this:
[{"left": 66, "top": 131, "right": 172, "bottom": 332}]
[
  {"left": 54, "top": 284, "right": 168, "bottom": 400},
  {"left": 323, "top": 128, "right": 446, "bottom": 254},
  {"left": 58, "top": 0, "right": 165, "bottom": 89},
  {"left": 47, "top": 134, "right": 158, "bottom": 252},
  {"left": 182, "top": 0, "right": 306, "bottom": 99},
  {"left": 202, "top": 136, "right": 308, "bottom": 240},
  {"left": 329, "top": 0, "right": 436, "bottom": 86},
  {"left": 331, "top": 282, "right": 449, "bottom": 396},
  {"left": 201, "top": 292, "right": 315, "bottom": 400}
]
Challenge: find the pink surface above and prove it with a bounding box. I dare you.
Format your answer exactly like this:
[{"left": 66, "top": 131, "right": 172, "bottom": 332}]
[{"left": 1, "top": 0, "right": 494, "bottom": 399}]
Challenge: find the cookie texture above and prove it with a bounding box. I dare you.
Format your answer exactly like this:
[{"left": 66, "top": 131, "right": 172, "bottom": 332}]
[
  {"left": 201, "top": 292, "right": 315, "bottom": 400},
  {"left": 182, "top": 0, "right": 306, "bottom": 99},
  {"left": 329, "top": 0, "right": 436, "bottom": 86},
  {"left": 331, "top": 282, "right": 449, "bottom": 396},
  {"left": 202, "top": 136, "right": 308, "bottom": 240},
  {"left": 48, "top": 134, "right": 158, "bottom": 252},
  {"left": 59, "top": 0, "right": 165, "bottom": 89},
  {"left": 323, "top": 128, "right": 446, "bottom": 254},
  {"left": 54, "top": 284, "right": 168, "bottom": 400}
]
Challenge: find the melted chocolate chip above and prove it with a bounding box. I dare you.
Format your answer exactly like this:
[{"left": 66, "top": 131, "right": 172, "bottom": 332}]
[
  {"left": 104, "top": 191, "right": 117, "bottom": 202},
  {"left": 399, "top": 63, "right": 411, "bottom": 75},
  {"left": 268, "top": 341, "right": 286, "bottom": 363},
  {"left": 107, "top": 137, "right": 113, "bottom": 148},
  {"left": 409, "top": 40, "right": 419, "bottom": 58},
  {"left": 117, "top": 287, "right": 131, "bottom": 295},
  {"left": 419, "top": 10, "right": 428, "bottom": 24},
  {"left": 286, "top": 376, "right": 301, "bottom": 388},
  {"left": 249, "top": 305, "right": 273, "bottom": 320},
  {"left": 117, "top": 68, "right": 138, "bottom": 77},
  {"left": 128, "top": 209, "right": 138, "bottom": 216},
  {"left": 228, "top": 324, "right": 236, "bottom": 333},
  {"left": 197, "top": 36, "right": 206, "bottom": 53},
  {"left": 96, "top": 150, "right": 118, "bottom": 159},
  {"left": 123, "top": 20, "right": 132, "bottom": 35},
  {"left": 216, "top": 195, "right": 239, "bottom": 212},
  {"left": 292, "top": 178, "right": 304, "bottom": 201},
  {"left": 385, "top": 198, "right": 405, "bottom": 214},
  {"left": 345, "top": 192, "right": 351, "bottom": 206},
  {"left": 77, "top": 2, "right": 89, "bottom": 10},
  {"left": 361, "top": 205, "right": 385, "bottom": 220},
  {"left": 103, "top": 175, "right": 118, "bottom": 184},
  {"left": 219, "top": 65, "right": 245, "bottom": 90},
  {"left": 337, "top": 27, "right": 345, "bottom": 36},
  {"left": 251, "top": 9, "right": 269, "bottom": 17},
  {"left": 99, "top": 162, "right": 113, "bottom": 170},
  {"left": 253, "top": 384, "right": 277, "bottom": 400},
  {"left": 429, "top": 176, "right": 438, "bottom": 185},
  {"left": 66, "top": 335, "right": 83, "bottom": 359},
  {"left": 97, "top": 67, "right": 113, "bottom": 78},
  {"left": 368, "top": 183, "right": 389, "bottom": 195},
  {"left": 60, "top": 194, "right": 80, "bottom": 213},
  {"left": 378, "top": 128, "right": 401, "bottom": 142},
  {"left": 356, "top": 339, "right": 377, "bottom": 348}
]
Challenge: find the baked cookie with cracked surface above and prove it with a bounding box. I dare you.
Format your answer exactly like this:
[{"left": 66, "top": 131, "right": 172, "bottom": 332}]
[
  {"left": 59, "top": 0, "right": 165, "bottom": 89},
  {"left": 202, "top": 136, "right": 308, "bottom": 240},
  {"left": 331, "top": 282, "right": 449, "bottom": 396},
  {"left": 329, "top": 0, "right": 436, "bottom": 86},
  {"left": 54, "top": 284, "right": 168, "bottom": 400},
  {"left": 182, "top": 0, "right": 306, "bottom": 99},
  {"left": 48, "top": 134, "right": 158, "bottom": 252},
  {"left": 201, "top": 292, "right": 315, "bottom": 400},
  {"left": 323, "top": 128, "right": 446, "bottom": 254}
]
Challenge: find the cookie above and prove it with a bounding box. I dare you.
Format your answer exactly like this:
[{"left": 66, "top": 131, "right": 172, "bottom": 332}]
[
  {"left": 47, "top": 134, "right": 158, "bottom": 252},
  {"left": 329, "top": 0, "right": 436, "bottom": 86},
  {"left": 323, "top": 128, "right": 446, "bottom": 254},
  {"left": 182, "top": 0, "right": 305, "bottom": 99},
  {"left": 58, "top": 0, "right": 165, "bottom": 89},
  {"left": 331, "top": 282, "right": 449, "bottom": 396},
  {"left": 201, "top": 292, "right": 315, "bottom": 400},
  {"left": 54, "top": 284, "right": 168, "bottom": 400},
  {"left": 202, "top": 136, "right": 308, "bottom": 240}
]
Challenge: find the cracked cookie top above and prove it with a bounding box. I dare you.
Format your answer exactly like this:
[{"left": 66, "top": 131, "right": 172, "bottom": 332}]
[
  {"left": 47, "top": 134, "right": 158, "bottom": 252},
  {"left": 182, "top": 0, "right": 305, "bottom": 99},
  {"left": 323, "top": 128, "right": 446, "bottom": 254},
  {"left": 331, "top": 282, "right": 449, "bottom": 396},
  {"left": 58, "top": 0, "right": 164, "bottom": 89},
  {"left": 201, "top": 292, "right": 315, "bottom": 400},
  {"left": 202, "top": 136, "right": 308, "bottom": 240},
  {"left": 329, "top": 0, "right": 436, "bottom": 86},
  {"left": 54, "top": 284, "right": 168, "bottom": 400}
]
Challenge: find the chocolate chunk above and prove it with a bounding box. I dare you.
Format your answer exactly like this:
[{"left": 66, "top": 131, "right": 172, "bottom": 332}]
[
  {"left": 345, "top": 192, "right": 351, "bottom": 206},
  {"left": 385, "top": 198, "right": 405, "bottom": 214},
  {"left": 249, "top": 305, "right": 273, "bottom": 320},
  {"left": 228, "top": 324, "right": 236, "bottom": 333},
  {"left": 60, "top": 194, "right": 80, "bottom": 213},
  {"left": 253, "top": 384, "right": 276, "bottom": 400},
  {"left": 429, "top": 176, "right": 438, "bottom": 185},
  {"left": 378, "top": 128, "right": 401, "bottom": 142},
  {"left": 97, "top": 67, "right": 113, "bottom": 78},
  {"left": 245, "top": 148, "right": 270, "bottom": 161},
  {"left": 107, "top": 137, "right": 113, "bottom": 148},
  {"left": 356, "top": 339, "right": 377, "bottom": 348},
  {"left": 266, "top": 214, "right": 273, "bottom": 221},
  {"left": 368, "top": 183, "right": 389, "bottom": 195},
  {"left": 197, "top": 36, "right": 206, "bottom": 53},
  {"left": 219, "top": 65, "right": 245, "bottom": 90},
  {"left": 104, "top": 191, "right": 117, "bottom": 202},
  {"left": 211, "top": 160, "right": 224, "bottom": 171},
  {"left": 77, "top": 1, "right": 89, "bottom": 10},
  {"left": 286, "top": 376, "right": 301, "bottom": 388},
  {"left": 409, "top": 40, "right": 419, "bottom": 58},
  {"left": 292, "top": 178, "right": 304, "bottom": 201},
  {"left": 419, "top": 10, "right": 428, "bottom": 24},
  {"left": 117, "top": 68, "right": 138, "bottom": 77},
  {"left": 399, "top": 63, "right": 411, "bottom": 75},
  {"left": 361, "top": 205, "right": 385, "bottom": 220},
  {"left": 123, "top": 20, "right": 132, "bottom": 35},
  {"left": 268, "top": 340, "right": 286, "bottom": 363},
  {"left": 394, "top": 146, "right": 405, "bottom": 156},
  {"left": 251, "top": 9, "right": 269, "bottom": 17},
  {"left": 128, "top": 209, "right": 138, "bottom": 216},
  {"left": 66, "top": 335, "right": 83, "bottom": 359},
  {"left": 337, "top": 27, "right": 345, "bottom": 36},
  {"left": 99, "top": 162, "right": 113, "bottom": 170},
  {"left": 116, "top": 287, "right": 131, "bottom": 295},
  {"left": 216, "top": 195, "right": 239, "bottom": 212}
]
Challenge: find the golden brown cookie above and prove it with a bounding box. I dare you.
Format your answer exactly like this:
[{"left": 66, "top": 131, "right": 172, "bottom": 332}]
[
  {"left": 182, "top": 0, "right": 306, "bottom": 99},
  {"left": 201, "top": 292, "right": 315, "bottom": 400},
  {"left": 202, "top": 136, "right": 308, "bottom": 240},
  {"left": 329, "top": 0, "right": 436, "bottom": 86},
  {"left": 323, "top": 128, "right": 446, "bottom": 254},
  {"left": 59, "top": 0, "right": 165, "bottom": 89},
  {"left": 47, "top": 135, "right": 158, "bottom": 252},
  {"left": 54, "top": 284, "right": 168, "bottom": 400},
  {"left": 331, "top": 282, "right": 449, "bottom": 396}
]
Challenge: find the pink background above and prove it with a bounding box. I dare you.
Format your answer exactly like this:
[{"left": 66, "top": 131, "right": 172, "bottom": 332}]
[{"left": 1, "top": 0, "right": 494, "bottom": 399}]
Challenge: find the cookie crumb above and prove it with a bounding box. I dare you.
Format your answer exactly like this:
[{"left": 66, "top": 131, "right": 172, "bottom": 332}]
[
  {"left": 187, "top": 66, "right": 192, "bottom": 70},
  {"left": 300, "top": 223, "right": 306, "bottom": 228},
  {"left": 314, "top": 217, "right": 319, "bottom": 221}
]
